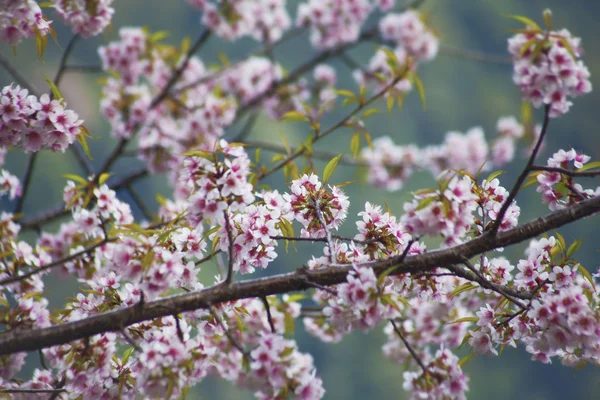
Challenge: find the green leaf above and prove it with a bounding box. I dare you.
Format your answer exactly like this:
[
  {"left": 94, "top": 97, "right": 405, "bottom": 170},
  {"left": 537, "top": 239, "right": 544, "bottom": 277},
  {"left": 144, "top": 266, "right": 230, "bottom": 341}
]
[
  {"left": 281, "top": 111, "right": 308, "bottom": 122},
  {"left": 448, "top": 316, "right": 478, "bottom": 324},
  {"left": 555, "top": 231, "right": 566, "bottom": 255},
  {"left": 503, "top": 14, "right": 542, "bottom": 31},
  {"left": 576, "top": 161, "right": 600, "bottom": 172},
  {"left": 211, "top": 236, "right": 221, "bottom": 256},
  {"left": 217, "top": 51, "right": 230, "bottom": 66},
  {"left": 362, "top": 108, "right": 380, "bottom": 118},
  {"left": 519, "top": 36, "right": 539, "bottom": 57},
  {"left": 98, "top": 173, "right": 111, "bottom": 185},
  {"left": 578, "top": 265, "right": 596, "bottom": 291},
  {"left": 361, "top": 131, "right": 373, "bottom": 150},
  {"left": 44, "top": 75, "right": 63, "bottom": 100},
  {"left": 255, "top": 148, "right": 261, "bottom": 163},
  {"left": 386, "top": 95, "right": 394, "bottom": 114},
  {"left": 381, "top": 47, "right": 399, "bottom": 71},
  {"left": 62, "top": 173, "right": 87, "bottom": 184},
  {"left": 122, "top": 347, "right": 135, "bottom": 365},
  {"left": 566, "top": 238, "right": 583, "bottom": 259},
  {"left": 485, "top": 170, "right": 505, "bottom": 183},
  {"left": 414, "top": 196, "right": 435, "bottom": 211},
  {"left": 150, "top": 31, "right": 169, "bottom": 42},
  {"left": 450, "top": 282, "right": 477, "bottom": 298},
  {"left": 181, "top": 149, "right": 215, "bottom": 161},
  {"left": 377, "top": 266, "right": 398, "bottom": 287},
  {"left": 521, "top": 102, "right": 532, "bottom": 125},
  {"left": 77, "top": 129, "right": 93, "bottom": 160},
  {"left": 542, "top": 9, "right": 553, "bottom": 29},
  {"left": 557, "top": 37, "right": 577, "bottom": 60},
  {"left": 459, "top": 353, "right": 475, "bottom": 367},
  {"left": 35, "top": 29, "right": 48, "bottom": 61},
  {"left": 412, "top": 73, "right": 426, "bottom": 109},
  {"left": 284, "top": 312, "right": 295, "bottom": 336},
  {"left": 280, "top": 346, "right": 295, "bottom": 358},
  {"left": 350, "top": 131, "right": 361, "bottom": 158},
  {"left": 336, "top": 89, "right": 355, "bottom": 98},
  {"left": 322, "top": 153, "right": 343, "bottom": 184}
]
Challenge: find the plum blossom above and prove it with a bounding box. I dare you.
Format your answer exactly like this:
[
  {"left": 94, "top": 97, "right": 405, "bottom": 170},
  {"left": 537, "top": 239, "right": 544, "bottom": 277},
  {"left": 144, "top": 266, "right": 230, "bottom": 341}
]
[
  {"left": 0, "top": 0, "right": 51, "bottom": 45},
  {"left": 509, "top": 24, "right": 592, "bottom": 117},
  {"left": 0, "top": 85, "right": 84, "bottom": 152},
  {"left": 53, "top": 0, "right": 115, "bottom": 37}
]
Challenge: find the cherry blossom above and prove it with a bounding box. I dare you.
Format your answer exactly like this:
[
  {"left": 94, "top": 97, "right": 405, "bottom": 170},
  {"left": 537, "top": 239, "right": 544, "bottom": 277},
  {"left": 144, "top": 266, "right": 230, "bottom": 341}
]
[{"left": 509, "top": 24, "right": 592, "bottom": 117}]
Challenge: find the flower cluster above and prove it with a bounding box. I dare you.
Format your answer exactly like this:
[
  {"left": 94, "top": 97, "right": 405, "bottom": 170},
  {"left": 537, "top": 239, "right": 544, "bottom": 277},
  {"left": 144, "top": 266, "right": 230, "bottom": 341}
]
[
  {"left": 475, "top": 177, "right": 521, "bottom": 232},
  {"left": 283, "top": 174, "right": 349, "bottom": 238},
  {"left": 0, "top": 85, "right": 84, "bottom": 152},
  {"left": 536, "top": 148, "right": 599, "bottom": 210},
  {"left": 401, "top": 175, "right": 478, "bottom": 247},
  {"left": 99, "top": 28, "right": 238, "bottom": 172},
  {"left": 508, "top": 25, "right": 592, "bottom": 117},
  {"left": 355, "top": 202, "right": 412, "bottom": 259},
  {"left": 53, "top": 0, "right": 115, "bottom": 37},
  {"left": 0, "top": 0, "right": 50, "bottom": 45},
  {"left": 379, "top": 10, "right": 439, "bottom": 62},
  {"left": 314, "top": 265, "right": 401, "bottom": 337},
  {"left": 296, "top": 0, "right": 375, "bottom": 49},
  {"left": 188, "top": 0, "right": 291, "bottom": 42},
  {"left": 353, "top": 47, "right": 414, "bottom": 99},
  {"left": 402, "top": 348, "right": 469, "bottom": 400},
  {"left": 0, "top": 169, "right": 20, "bottom": 200},
  {"left": 179, "top": 140, "right": 255, "bottom": 224},
  {"left": 361, "top": 119, "right": 526, "bottom": 192},
  {"left": 212, "top": 195, "right": 287, "bottom": 275}
]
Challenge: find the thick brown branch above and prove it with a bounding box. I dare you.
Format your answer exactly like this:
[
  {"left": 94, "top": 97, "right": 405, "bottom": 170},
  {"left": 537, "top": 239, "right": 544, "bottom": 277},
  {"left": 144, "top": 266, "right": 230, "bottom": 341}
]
[{"left": 0, "top": 196, "right": 598, "bottom": 355}]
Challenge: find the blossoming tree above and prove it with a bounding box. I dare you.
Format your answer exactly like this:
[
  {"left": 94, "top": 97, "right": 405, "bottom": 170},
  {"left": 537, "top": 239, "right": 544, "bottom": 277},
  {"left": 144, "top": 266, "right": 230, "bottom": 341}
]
[{"left": 0, "top": 1, "right": 598, "bottom": 399}]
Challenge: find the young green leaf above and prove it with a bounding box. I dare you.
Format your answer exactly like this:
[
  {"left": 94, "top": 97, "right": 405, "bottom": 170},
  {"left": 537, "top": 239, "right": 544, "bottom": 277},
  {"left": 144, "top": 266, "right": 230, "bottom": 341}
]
[{"left": 322, "top": 154, "right": 344, "bottom": 184}]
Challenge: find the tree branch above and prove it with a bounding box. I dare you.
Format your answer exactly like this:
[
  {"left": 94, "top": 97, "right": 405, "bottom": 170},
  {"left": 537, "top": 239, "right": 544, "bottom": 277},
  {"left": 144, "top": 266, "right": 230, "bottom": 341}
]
[
  {"left": 490, "top": 104, "right": 551, "bottom": 236},
  {"left": 1, "top": 195, "right": 598, "bottom": 355}
]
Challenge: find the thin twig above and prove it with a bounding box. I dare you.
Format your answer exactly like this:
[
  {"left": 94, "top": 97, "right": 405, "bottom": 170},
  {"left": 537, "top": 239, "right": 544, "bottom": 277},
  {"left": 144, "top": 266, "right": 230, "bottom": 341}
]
[
  {"left": 257, "top": 71, "right": 405, "bottom": 181},
  {"left": 489, "top": 104, "right": 551, "bottom": 236},
  {"left": 19, "top": 167, "right": 148, "bottom": 230},
  {"left": 0, "top": 53, "right": 41, "bottom": 94},
  {"left": 460, "top": 256, "right": 527, "bottom": 309},
  {"left": 0, "top": 388, "right": 67, "bottom": 394},
  {"left": 260, "top": 296, "right": 276, "bottom": 333},
  {"left": 14, "top": 153, "right": 37, "bottom": 213},
  {"left": 120, "top": 328, "right": 141, "bottom": 352},
  {"left": 389, "top": 319, "right": 432, "bottom": 377},
  {"left": 209, "top": 306, "right": 248, "bottom": 355},
  {"left": 0, "top": 237, "right": 116, "bottom": 286},
  {"left": 127, "top": 184, "right": 154, "bottom": 221},
  {"left": 530, "top": 165, "right": 600, "bottom": 177},
  {"left": 313, "top": 193, "right": 334, "bottom": 262},
  {"left": 150, "top": 29, "right": 212, "bottom": 108},
  {"left": 439, "top": 44, "right": 512, "bottom": 64},
  {"left": 222, "top": 210, "right": 235, "bottom": 285}
]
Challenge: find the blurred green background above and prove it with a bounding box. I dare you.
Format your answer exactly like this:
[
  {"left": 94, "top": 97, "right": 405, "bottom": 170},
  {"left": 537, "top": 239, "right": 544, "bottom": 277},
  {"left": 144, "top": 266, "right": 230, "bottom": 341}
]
[{"left": 1, "top": 0, "right": 600, "bottom": 398}]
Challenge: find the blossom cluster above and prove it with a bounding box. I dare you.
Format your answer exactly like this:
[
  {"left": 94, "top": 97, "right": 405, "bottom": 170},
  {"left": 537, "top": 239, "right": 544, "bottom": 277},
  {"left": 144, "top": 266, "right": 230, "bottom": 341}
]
[
  {"left": 379, "top": 10, "right": 439, "bottom": 62},
  {"left": 53, "top": 0, "right": 115, "bottom": 37},
  {"left": 355, "top": 10, "right": 438, "bottom": 99},
  {"left": 508, "top": 26, "right": 592, "bottom": 117},
  {"left": 98, "top": 28, "right": 237, "bottom": 172},
  {"left": 361, "top": 117, "right": 530, "bottom": 192},
  {"left": 0, "top": 85, "right": 84, "bottom": 152},
  {"left": 0, "top": 0, "right": 50, "bottom": 45},
  {"left": 283, "top": 173, "right": 349, "bottom": 238},
  {"left": 188, "top": 0, "right": 291, "bottom": 42},
  {"left": 536, "top": 148, "right": 599, "bottom": 210},
  {"left": 297, "top": 0, "right": 394, "bottom": 49}
]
